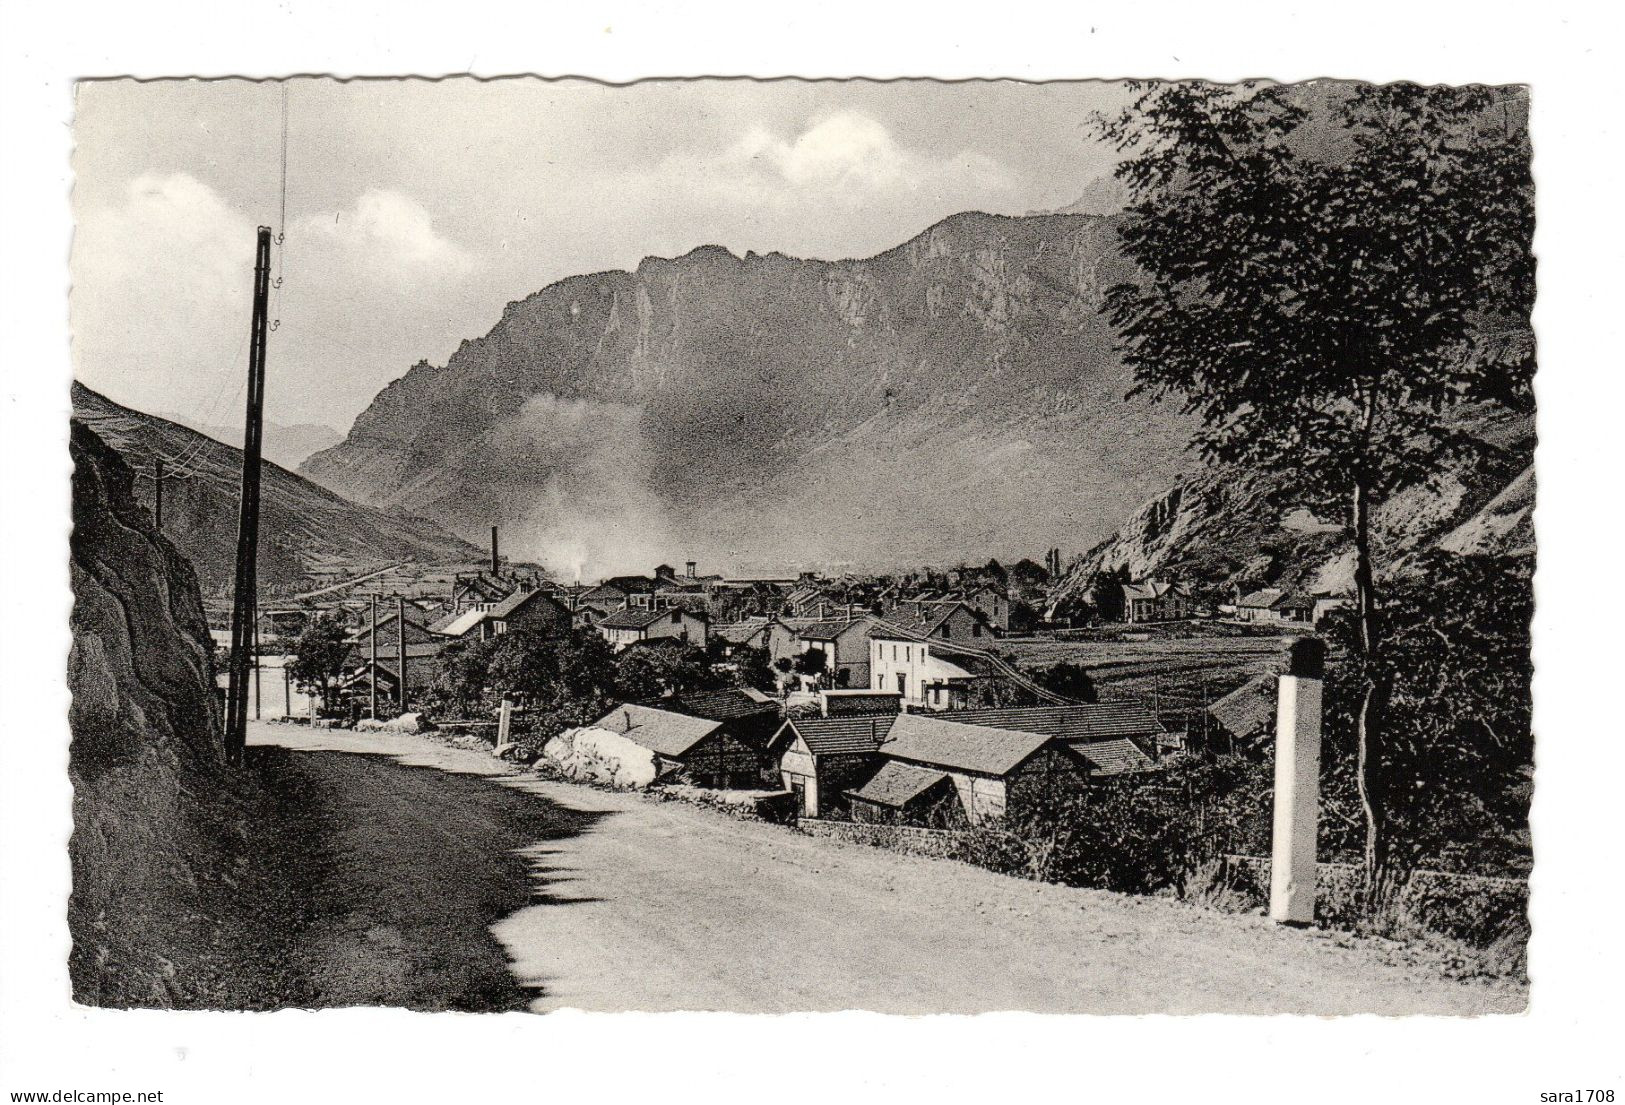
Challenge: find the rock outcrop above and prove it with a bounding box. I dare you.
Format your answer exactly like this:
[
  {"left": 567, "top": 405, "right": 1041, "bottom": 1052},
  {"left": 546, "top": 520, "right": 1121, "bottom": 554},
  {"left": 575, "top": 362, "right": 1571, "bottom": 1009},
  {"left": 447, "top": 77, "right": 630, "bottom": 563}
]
[{"left": 69, "top": 420, "right": 237, "bottom": 1006}]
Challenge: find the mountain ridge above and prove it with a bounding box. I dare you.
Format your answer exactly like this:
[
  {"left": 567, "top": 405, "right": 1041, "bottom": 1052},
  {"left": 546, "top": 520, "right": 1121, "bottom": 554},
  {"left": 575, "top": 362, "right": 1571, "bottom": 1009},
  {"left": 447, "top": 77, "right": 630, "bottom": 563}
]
[{"left": 302, "top": 210, "right": 1198, "bottom": 577}]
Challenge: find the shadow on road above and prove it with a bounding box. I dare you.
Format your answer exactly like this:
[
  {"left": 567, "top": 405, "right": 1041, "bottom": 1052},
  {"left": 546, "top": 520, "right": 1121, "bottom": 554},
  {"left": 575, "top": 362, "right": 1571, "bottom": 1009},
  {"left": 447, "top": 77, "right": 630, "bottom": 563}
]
[{"left": 243, "top": 745, "right": 610, "bottom": 1012}]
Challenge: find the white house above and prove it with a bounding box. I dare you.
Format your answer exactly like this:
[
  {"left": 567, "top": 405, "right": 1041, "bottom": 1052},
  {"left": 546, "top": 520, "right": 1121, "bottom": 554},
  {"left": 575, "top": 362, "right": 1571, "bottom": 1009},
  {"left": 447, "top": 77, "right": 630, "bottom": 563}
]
[{"left": 868, "top": 628, "right": 977, "bottom": 709}]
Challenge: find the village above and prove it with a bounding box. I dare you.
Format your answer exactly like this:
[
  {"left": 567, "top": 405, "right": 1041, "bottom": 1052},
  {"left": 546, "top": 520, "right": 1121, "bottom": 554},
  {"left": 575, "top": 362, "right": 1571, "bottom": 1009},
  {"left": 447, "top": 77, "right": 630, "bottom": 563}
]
[{"left": 225, "top": 529, "right": 1349, "bottom": 835}]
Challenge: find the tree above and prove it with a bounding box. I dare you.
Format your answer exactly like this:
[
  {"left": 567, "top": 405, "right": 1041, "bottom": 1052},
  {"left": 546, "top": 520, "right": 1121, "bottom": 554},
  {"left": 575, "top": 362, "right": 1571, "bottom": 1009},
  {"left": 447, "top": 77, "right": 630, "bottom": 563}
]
[
  {"left": 1090, "top": 567, "right": 1130, "bottom": 623},
  {"left": 1094, "top": 82, "right": 1533, "bottom": 909},
  {"left": 1319, "top": 553, "right": 1533, "bottom": 881},
  {"left": 793, "top": 647, "right": 828, "bottom": 682},
  {"left": 286, "top": 612, "right": 350, "bottom": 714},
  {"left": 730, "top": 644, "right": 778, "bottom": 694},
  {"left": 614, "top": 642, "right": 718, "bottom": 703},
  {"left": 1031, "top": 661, "right": 1098, "bottom": 703}
]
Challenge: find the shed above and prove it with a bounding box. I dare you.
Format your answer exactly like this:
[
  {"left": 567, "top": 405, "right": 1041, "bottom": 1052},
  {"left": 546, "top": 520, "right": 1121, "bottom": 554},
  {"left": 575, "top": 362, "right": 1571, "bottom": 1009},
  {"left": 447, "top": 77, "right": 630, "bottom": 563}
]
[
  {"left": 586, "top": 703, "right": 762, "bottom": 788},
  {"left": 770, "top": 714, "right": 896, "bottom": 817}
]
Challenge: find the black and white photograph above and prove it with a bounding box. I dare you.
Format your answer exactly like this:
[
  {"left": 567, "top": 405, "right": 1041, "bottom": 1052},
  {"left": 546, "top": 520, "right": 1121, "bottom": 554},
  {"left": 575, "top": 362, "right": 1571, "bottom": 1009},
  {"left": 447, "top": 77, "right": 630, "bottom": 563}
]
[
  {"left": 2, "top": 4, "right": 1621, "bottom": 1103},
  {"left": 63, "top": 73, "right": 1535, "bottom": 1015}
]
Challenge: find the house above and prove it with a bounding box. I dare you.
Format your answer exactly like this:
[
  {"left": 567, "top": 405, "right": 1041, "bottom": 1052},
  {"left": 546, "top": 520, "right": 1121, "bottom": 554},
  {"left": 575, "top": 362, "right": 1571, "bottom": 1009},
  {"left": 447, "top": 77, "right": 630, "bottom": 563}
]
[
  {"left": 339, "top": 641, "right": 443, "bottom": 705},
  {"left": 888, "top": 599, "right": 996, "bottom": 645},
  {"left": 1120, "top": 579, "right": 1195, "bottom": 624},
  {"left": 868, "top": 619, "right": 1073, "bottom": 711},
  {"left": 712, "top": 616, "right": 799, "bottom": 662},
  {"left": 869, "top": 628, "right": 976, "bottom": 708},
  {"left": 484, "top": 587, "right": 573, "bottom": 638},
  {"left": 961, "top": 585, "right": 1011, "bottom": 633},
  {"left": 1206, "top": 673, "right": 1278, "bottom": 745},
  {"left": 846, "top": 712, "right": 1090, "bottom": 825},
  {"left": 1235, "top": 588, "right": 1316, "bottom": 625},
  {"left": 670, "top": 686, "right": 784, "bottom": 773},
  {"left": 784, "top": 614, "right": 880, "bottom": 689},
  {"left": 347, "top": 605, "right": 437, "bottom": 651},
  {"left": 944, "top": 703, "right": 1165, "bottom": 773},
  {"left": 584, "top": 703, "right": 763, "bottom": 788},
  {"left": 597, "top": 606, "right": 708, "bottom": 651},
  {"left": 770, "top": 713, "right": 897, "bottom": 818}
]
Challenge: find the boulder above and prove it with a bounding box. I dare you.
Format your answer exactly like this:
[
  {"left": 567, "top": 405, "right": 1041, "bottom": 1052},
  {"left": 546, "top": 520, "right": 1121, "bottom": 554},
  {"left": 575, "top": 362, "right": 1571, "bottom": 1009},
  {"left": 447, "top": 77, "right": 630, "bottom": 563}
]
[
  {"left": 383, "top": 711, "right": 433, "bottom": 733},
  {"left": 542, "top": 726, "right": 660, "bottom": 789}
]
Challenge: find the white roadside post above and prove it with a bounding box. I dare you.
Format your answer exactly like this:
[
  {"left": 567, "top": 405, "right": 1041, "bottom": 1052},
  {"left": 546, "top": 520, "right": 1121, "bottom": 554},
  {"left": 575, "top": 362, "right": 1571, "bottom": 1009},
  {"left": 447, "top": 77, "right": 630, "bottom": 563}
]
[
  {"left": 1269, "top": 637, "right": 1326, "bottom": 925},
  {"left": 496, "top": 697, "right": 514, "bottom": 752}
]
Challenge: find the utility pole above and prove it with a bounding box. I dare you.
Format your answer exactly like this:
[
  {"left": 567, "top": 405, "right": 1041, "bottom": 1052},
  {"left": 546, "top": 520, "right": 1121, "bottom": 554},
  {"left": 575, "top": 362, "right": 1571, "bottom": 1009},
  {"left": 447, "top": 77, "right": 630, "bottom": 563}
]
[
  {"left": 490, "top": 525, "right": 499, "bottom": 577},
  {"left": 153, "top": 454, "right": 164, "bottom": 531},
  {"left": 253, "top": 600, "right": 262, "bottom": 721},
  {"left": 397, "top": 593, "right": 408, "bottom": 713},
  {"left": 369, "top": 593, "right": 379, "bottom": 720},
  {"left": 223, "top": 226, "right": 273, "bottom": 765}
]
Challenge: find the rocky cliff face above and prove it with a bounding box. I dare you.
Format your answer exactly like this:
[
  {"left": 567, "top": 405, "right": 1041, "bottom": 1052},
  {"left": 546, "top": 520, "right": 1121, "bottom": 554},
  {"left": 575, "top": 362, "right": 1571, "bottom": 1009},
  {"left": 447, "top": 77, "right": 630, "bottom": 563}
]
[
  {"left": 303, "top": 211, "right": 1196, "bottom": 576},
  {"left": 73, "top": 383, "right": 480, "bottom": 595},
  {"left": 69, "top": 420, "right": 237, "bottom": 1005},
  {"left": 1048, "top": 411, "right": 1536, "bottom": 606}
]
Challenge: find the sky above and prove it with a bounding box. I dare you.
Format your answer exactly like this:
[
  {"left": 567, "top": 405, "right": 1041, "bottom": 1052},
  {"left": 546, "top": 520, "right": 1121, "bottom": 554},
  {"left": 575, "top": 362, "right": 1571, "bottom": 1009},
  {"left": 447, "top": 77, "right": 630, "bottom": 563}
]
[{"left": 71, "top": 78, "right": 1135, "bottom": 434}]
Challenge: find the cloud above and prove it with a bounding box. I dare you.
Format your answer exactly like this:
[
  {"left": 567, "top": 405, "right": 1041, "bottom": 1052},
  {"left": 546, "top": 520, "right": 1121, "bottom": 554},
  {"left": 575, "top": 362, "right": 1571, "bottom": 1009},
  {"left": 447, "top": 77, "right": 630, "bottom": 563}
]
[
  {"left": 72, "top": 173, "right": 481, "bottom": 427},
  {"left": 646, "top": 111, "right": 1012, "bottom": 210},
  {"left": 72, "top": 173, "right": 260, "bottom": 420},
  {"left": 298, "top": 189, "right": 476, "bottom": 289}
]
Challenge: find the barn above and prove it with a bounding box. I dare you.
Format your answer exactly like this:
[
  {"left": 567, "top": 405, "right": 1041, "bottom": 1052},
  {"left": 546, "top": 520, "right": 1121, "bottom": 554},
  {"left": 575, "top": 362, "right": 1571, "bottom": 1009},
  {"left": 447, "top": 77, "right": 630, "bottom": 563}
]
[{"left": 847, "top": 712, "right": 1090, "bottom": 825}]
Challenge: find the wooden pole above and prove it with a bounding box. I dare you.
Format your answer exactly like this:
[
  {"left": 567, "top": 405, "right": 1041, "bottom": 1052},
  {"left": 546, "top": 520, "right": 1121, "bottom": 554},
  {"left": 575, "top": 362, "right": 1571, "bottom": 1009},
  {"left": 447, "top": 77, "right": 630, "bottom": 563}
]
[
  {"left": 369, "top": 593, "right": 379, "bottom": 720},
  {"left": 397, "top": 594, "right": 408, "bottom": 713},
  {"left": 283, "top": 661, "right": 292, "bottom": 718},
  {"left": 224, "top": 226, "right": 273, "bottom": 765},
  {"left": 253, "top": 600, "right": 262, "bottom": 721},
  {"left": 153, "top": 453, "right": 164, "bottom": 531}
]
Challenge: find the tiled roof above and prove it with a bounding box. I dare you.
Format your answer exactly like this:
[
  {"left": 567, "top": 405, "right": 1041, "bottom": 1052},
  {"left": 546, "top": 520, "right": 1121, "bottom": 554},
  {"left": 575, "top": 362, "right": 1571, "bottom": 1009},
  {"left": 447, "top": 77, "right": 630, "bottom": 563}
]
[
  {"left": 674, "top": 688, "right": 780, "bottom": 722},
  {"left": 778, "top": 714, "right": 896, "bottom": 756},
  {"left": 715, "top": 619, "right": 772, "bottom": 644},
  {"left": 945, "top": 703, "right": 1164, "bottom": 743},
  {"left": 878, "top": 712, "right": 1051, "bottom": 777},
  {"left": 789, "top": 615, "right": 874, "bottom": 641},
  {"left": 599, "top": 607, "right": 701, "bottom": 630},
  {"left": 488, "top": 587, "right": 568, "bottom": 620},
  {"left": 1237, "top": 588, "right": 1315, "bottom": 610},
  {"left": 586, "top": 703, "right": 721, "bottom": 758},
  {"left": 846, "top": 761, "right": 953, "bottom": 808},
  {"left": 1207, "top": 673, "right": 1277, "bottom": 740},
  {"left": 435, "top": 608, "right": 489, "bottom": 638},
  {"left": 1074, "top": 738, "right": 1156, "bottom": 776}
]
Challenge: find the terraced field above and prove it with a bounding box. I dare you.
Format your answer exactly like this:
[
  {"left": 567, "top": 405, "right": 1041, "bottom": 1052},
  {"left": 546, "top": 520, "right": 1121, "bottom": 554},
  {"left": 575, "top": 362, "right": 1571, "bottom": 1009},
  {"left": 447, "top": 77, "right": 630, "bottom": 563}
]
[{"left": 998, "top": 631, "right": 1296, "bottom": 715}]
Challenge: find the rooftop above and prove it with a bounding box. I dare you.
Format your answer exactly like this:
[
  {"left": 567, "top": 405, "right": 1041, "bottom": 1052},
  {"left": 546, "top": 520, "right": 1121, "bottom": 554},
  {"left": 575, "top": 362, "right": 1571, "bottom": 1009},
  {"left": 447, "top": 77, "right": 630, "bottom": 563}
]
[
  {"left": 945, "top": 703, "right": 1164, "bottom": 743},
  {"left": 846, "top": 761, "right": 953, "bottom": 808},
  {"left": 586, "top": 703, "right": 722, "bottom": 759},
  {"left": 878, "top": 712, "right": 1052, "bottom": 777},
  {"left": 777, "top": 714, "right": 897, "bottom": 756}
]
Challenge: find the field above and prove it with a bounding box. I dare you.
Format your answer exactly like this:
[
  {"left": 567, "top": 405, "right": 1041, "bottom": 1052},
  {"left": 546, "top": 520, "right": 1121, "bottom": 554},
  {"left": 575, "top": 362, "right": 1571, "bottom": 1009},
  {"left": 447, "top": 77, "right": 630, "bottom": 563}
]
[{"left": 997, "top": 627, "right": 1297, "bottom": 718}]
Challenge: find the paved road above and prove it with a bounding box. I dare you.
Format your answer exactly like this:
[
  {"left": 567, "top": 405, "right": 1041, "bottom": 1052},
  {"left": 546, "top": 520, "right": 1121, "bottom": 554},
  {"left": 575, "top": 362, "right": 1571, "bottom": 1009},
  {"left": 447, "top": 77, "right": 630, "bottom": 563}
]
[{"left": 250, "top": 723, "right": 1524, "bottom": 1015}]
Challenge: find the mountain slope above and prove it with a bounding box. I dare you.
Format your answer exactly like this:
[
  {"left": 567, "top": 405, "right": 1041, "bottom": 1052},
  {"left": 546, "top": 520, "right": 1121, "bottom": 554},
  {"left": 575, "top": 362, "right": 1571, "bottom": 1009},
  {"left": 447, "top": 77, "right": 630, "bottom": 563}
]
[
  {"left": 1048, "top": 411, "right": 1536, "bottom": 607},
  {"left": 72, "top": 382, "right": 480, "bottom": 595},
  {"left": 302, "top": 211, "right": 1197, "bottom": 577},
  {"left": 156, "top": 411, "right": 342, "bottom": 471}
]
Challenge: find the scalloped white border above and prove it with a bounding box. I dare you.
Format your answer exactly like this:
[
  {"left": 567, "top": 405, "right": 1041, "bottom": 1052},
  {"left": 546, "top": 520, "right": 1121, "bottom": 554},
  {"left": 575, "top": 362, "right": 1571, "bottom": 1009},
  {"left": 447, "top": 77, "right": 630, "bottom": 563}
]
[{"left": 3, "top": 2, "right": 1619, "bottom": 1101}]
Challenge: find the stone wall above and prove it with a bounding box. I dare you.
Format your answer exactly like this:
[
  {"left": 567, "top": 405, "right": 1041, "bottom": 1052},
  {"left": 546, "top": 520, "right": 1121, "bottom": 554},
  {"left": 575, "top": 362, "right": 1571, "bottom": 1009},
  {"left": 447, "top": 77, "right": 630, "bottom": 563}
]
[{"left": 798, "top": 818, "right": 966, "bottom": 860}]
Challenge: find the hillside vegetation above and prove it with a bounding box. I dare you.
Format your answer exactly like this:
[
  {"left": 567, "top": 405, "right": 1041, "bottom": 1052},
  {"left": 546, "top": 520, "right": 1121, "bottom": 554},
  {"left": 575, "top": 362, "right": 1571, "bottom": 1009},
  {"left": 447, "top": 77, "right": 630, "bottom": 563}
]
[{"left": 73, "top": 382, "right": 479, "bottom": 595}]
